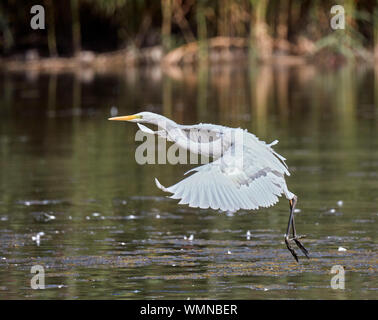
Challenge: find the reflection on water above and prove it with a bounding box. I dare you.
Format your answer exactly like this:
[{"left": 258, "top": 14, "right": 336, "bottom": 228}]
[{"left": 0, "top": 64, "right": 377, "bottom": 299}]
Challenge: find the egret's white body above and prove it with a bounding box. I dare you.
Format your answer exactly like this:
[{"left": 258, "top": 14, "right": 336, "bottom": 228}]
[
  {"left": 146, "top": 125, "right": 294, "bottom": 213},
  {"left": 109, "top": 111, "right": 309, "bottom": 262}
]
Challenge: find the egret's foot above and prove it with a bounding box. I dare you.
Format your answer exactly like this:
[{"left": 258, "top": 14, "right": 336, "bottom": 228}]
[
  {"left": 285, "top": 236, "right": 298, "bottom": 263},
  {"left": 293, "top": 238, "right": 310, "bottom": 259},
  {"left": 288, "top": 235, "right": 310, "bottom": 259}
]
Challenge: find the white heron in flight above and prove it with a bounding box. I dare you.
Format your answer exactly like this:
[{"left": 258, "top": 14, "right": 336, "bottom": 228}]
[{"left": 109, "top": 112, "right": 309, "bottom": 262}]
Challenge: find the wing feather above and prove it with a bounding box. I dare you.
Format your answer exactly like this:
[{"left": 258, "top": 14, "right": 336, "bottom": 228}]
[
  {"left": 155, "top": 168, "right": 286, "bottom": 212},
  {"left": 213, "top": 181, "right": 228, "bottom": 211},
  {"left": 154, "top": 129, "right": 293, "bottom": 212}
]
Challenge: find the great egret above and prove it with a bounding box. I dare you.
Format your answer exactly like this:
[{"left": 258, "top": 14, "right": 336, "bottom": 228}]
[{"left": 109, "top": 112, "right": 309, "bottom": 262}]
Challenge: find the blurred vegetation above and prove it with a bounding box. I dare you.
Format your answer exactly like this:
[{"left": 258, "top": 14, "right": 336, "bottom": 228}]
[{"left": 0, "top": 0, "right": 378, "bottom": 63}]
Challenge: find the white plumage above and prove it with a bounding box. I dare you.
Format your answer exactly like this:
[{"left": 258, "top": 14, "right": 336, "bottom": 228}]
[
  {"left": 154, "top": 127, "right": 294, "bottom": 212},
  {"left": 112, "top": 111, "right": 294, "bottom": 212}
]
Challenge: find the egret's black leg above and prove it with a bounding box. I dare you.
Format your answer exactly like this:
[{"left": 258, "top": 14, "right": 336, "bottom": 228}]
[
  {"left": 290, "top": 198, "right": 310, "bottom": 259},
  {"left": 285, "top": 197, "right": 298, "bottom": 262}
]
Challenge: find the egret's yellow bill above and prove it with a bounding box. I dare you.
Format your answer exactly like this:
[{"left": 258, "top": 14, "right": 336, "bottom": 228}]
[{"left": 108, "top": 115, "right": 141, "bottom": 121}]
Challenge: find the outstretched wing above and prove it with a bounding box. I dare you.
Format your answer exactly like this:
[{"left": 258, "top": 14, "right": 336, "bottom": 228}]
[{"left": 155, "top": 133, "right": 293, "bottom": 212}]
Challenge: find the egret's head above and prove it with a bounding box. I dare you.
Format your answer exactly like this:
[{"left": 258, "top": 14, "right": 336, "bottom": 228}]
[{"left": 108, "top": 111, "right": 164, "bottom": 124}]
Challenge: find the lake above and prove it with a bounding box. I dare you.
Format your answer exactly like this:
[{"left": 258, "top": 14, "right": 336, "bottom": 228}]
[{"left": 0, "top": 63, "right": 376, "bottom": 299}]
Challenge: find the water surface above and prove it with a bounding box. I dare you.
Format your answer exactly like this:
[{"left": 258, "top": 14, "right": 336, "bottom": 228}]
[{"left": 0, "top": 65, "right": 377, "bottom": 299}]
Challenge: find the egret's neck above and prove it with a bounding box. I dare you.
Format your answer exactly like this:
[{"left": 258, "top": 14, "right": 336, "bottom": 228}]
[{"left": 152, "top": 116, "right": 177, "bottom": 131}]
